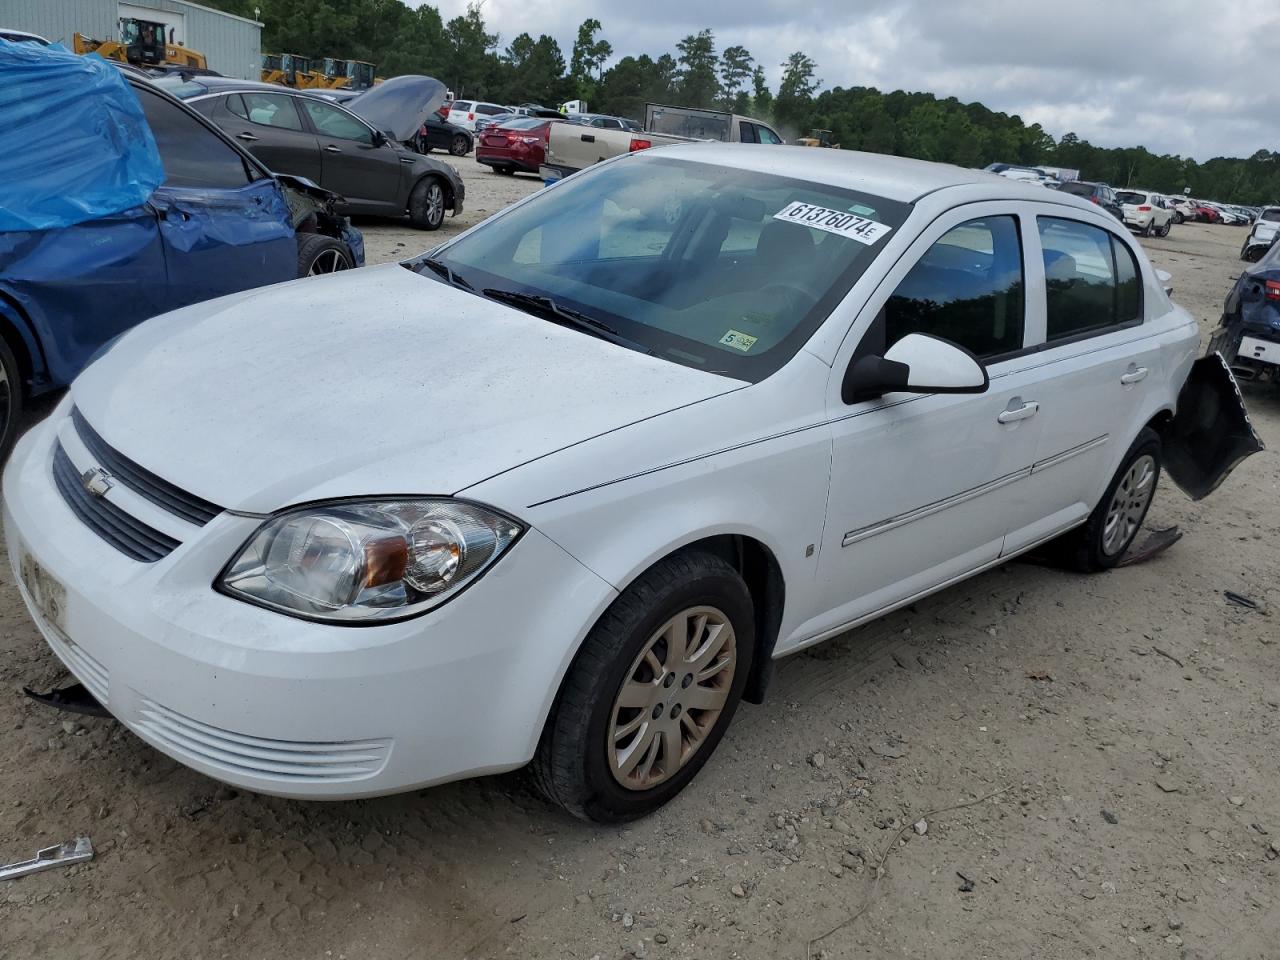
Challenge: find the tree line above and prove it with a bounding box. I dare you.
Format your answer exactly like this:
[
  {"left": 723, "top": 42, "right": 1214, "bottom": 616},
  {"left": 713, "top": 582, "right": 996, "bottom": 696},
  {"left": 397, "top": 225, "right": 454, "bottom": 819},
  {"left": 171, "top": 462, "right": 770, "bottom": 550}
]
[{"left": 204, "top": 0, "right": 1278, "bottom": 205}]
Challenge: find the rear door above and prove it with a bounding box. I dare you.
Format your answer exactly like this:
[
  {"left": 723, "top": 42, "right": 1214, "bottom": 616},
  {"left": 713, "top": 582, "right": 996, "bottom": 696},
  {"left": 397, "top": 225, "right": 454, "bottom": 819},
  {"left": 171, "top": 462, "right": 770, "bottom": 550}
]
[
  {"left": 1003, "top": 213, "right": 1167, "bottom": 552},
  {"left": 134, "top": 86, "right": 295, "bottom": 307},
  {"left": 215, "top": 91, "right": 323, "bottom": 183},
  {"left": 297, "top": 97, "right": 405, "bottom": 214},
  {"left": 736, "top": 121, "right": 759, "bottom": 143}
]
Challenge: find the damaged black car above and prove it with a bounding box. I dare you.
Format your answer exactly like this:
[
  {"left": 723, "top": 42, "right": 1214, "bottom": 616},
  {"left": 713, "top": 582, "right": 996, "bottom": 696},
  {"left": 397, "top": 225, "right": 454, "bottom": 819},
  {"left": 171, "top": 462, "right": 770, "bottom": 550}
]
[{"left": 1209, "top": 237, "right": 1280, "bottom": 386}]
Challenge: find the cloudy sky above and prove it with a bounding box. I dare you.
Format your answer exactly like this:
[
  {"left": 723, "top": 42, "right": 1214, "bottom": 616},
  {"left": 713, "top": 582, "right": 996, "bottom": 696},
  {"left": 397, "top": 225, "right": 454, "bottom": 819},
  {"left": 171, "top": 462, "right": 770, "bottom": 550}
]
[{"left": 427, "top": 0, "right": 1278, "bottom": 160}]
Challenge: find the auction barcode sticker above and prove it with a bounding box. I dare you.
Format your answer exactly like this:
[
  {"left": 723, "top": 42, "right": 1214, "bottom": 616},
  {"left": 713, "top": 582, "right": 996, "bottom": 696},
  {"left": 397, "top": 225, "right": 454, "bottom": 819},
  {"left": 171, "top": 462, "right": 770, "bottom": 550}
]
[{"left": 773, "top": 201, "right": 891, "bottom": 245}]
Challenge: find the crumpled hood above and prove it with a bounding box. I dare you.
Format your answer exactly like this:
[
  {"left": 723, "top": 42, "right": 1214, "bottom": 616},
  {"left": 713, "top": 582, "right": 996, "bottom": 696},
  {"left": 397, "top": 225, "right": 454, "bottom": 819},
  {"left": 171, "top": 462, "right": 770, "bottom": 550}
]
[{"left": 71, "top": 264, "right": 740, "bottom": 513}]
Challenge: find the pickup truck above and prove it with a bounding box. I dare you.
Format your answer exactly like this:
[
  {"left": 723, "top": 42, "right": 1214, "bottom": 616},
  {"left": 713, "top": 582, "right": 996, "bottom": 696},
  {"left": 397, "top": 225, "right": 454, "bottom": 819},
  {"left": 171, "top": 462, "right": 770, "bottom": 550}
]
[{"left": 541, "top": 103, "right": 783, "bottom": 181}]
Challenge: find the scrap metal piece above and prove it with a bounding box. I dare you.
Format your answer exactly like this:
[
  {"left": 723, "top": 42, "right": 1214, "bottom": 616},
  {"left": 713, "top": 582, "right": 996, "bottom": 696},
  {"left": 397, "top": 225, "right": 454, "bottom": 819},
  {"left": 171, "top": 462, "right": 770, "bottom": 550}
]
[
  {"left": 0, "top": 837, "right": 93, "bottom": 882},
  {"left": 1116, "top": 526, "right": 1182, "bottom": 566},
  {"left": 22, "top": 682, "right": 113, "bottom": 718}
]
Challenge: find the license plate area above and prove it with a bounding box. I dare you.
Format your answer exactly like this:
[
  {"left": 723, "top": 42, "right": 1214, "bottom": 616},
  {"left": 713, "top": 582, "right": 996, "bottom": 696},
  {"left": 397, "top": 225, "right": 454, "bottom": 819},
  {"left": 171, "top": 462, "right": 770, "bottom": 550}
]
[{"left": 19, "top": 548, "right": 68, "bottom": 636}]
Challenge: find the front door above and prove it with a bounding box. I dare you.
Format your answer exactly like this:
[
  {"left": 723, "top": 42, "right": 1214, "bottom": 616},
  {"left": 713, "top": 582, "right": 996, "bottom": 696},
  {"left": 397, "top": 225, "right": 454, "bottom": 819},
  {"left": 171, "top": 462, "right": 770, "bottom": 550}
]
[
  {"left": 134, "top": 86, "right": 296, "bottom": 308},
  {"left": 795, "top": 206, "right": 1048, "bottom": 646},
  {"left": 297, "top": 97, "right": 405, "bottom": 214}
]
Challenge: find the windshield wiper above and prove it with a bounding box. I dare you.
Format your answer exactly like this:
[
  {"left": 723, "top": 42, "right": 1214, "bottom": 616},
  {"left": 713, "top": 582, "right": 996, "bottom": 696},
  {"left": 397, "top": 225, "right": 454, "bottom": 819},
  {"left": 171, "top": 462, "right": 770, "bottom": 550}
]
[
  {"left": 419, "top": 256, "right": 474, "bottom": 291},
  {"left": 482, "top": 288, "right": 653, "bottom": 354}
]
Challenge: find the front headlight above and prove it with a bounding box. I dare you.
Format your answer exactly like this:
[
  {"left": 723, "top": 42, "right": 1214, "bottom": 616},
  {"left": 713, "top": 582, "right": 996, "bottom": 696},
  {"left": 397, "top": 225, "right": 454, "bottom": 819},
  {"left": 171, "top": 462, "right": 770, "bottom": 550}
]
[{"left": 218, "top": 499, "right": 522, "bottom": 624}]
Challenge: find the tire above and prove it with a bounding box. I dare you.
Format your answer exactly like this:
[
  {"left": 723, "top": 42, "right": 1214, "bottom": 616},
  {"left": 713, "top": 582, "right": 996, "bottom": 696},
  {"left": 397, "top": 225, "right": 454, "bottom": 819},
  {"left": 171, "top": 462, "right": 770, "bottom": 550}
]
[
  {"left": 1159, "top": 219, "right": 1171, "bottom": 237},
  {"left": 0, "top": 336, "right": 23, "bottom": 464},
  {"left": 1141, "top": 219, "right": 1153, "bottom": 237},
  {"left": 531, "top": 550, "right": 755, "bottom": 823},
  {"left": 296, "top": 234, "right": 354, "bottom": 277},
  {"left": 408, "top": 176, "right": 446, "bottom": 230},
  {"left": 1173, "top": 211, "right": 1184, "bottom": 224},
  {"left": 1049, "top": 428, "right": 1162, "bottom": 572},
  {"left": 450, "top": 134, "right": 469, "bottom": 156}
]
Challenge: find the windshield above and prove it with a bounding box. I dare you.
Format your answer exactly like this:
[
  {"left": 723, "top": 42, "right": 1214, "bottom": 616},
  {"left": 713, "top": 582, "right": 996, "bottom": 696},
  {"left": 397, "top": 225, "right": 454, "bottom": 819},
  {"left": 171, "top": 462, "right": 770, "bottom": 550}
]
[
  {"left": 423, "top": 155, "right": 910, "bottom": 381},
  {"left": 1115, "top": 191, "right": 1146, "bottom": 205},
  {"left": 150, "top": 75, "right": 209, "bottom": 99}
]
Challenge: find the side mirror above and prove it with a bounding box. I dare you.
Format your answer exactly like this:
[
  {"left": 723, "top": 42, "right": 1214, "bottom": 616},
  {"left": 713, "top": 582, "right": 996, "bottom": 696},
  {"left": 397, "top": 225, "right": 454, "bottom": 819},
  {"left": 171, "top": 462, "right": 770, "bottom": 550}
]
[{"left": 842, "top": 333, "right": 989, "bottom": 404}]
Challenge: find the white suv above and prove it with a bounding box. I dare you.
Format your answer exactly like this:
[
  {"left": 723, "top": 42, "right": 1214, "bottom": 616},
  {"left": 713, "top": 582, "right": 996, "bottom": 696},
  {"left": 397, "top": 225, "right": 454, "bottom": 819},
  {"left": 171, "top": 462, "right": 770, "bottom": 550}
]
[
  {"left": 6, "top": 148, "right": 1257, "bottom": 822},
  {"left": 1114, "top": 189, "right": 1174, "bottom": 237},
  {"left": 445, "top": 100, "right": 507, "bottom": 132}
]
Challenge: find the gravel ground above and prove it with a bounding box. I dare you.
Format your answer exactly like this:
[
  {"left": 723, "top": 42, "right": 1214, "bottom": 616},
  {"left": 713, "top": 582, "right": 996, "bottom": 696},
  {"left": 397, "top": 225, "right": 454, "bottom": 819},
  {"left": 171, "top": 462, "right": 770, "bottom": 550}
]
[{"left": 1, "top": 174, "right": 1277, "bottom": 960}]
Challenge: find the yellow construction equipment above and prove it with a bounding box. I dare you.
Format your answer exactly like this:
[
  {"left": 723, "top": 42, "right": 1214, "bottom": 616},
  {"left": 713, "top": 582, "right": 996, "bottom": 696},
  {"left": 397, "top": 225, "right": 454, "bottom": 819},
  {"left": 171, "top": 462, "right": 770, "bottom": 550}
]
[
  {"left": 261, "top": 53, "right": 313, "bottom": 87},
  {"left": 74, "top": 18, "right": 207, "bottom": 71},
  {"left": 797, "top": 128, "right": 840, "bottom": 148}
]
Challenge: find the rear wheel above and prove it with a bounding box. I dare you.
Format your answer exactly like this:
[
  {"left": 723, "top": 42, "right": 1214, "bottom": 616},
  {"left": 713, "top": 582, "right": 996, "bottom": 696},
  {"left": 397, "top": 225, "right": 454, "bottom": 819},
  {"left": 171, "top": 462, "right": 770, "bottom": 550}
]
[
  {"left": 408, "top": 176, "right": 446, "bottom": 230},
  {"left": 0, "top": 337, "right": 23, "bottom": 463},
  {"left": 1048, "top": 428, "right": 1162, "bottom": 572},
  {"left": 450, "top": 134, "right": 469, "bottom": 156},
  {"left": 532, "top": 550, "right": 754, "bottom": 822},
  {"left": 296, "top": 234, "right": 353, "bottom": 277}
]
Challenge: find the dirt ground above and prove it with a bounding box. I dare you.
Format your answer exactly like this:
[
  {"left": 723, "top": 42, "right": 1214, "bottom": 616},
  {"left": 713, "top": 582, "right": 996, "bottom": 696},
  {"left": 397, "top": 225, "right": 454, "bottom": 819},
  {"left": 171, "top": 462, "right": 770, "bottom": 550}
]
[{"left": 1, "top": 167, "right": 1277, "bottom": 960}]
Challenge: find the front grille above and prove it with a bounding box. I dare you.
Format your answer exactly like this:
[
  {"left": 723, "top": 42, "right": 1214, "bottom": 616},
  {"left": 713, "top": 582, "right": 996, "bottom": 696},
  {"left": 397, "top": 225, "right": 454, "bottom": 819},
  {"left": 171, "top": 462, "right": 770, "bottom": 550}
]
[
  {"left": 44, "top": 629, "right": 110, "bottom": 707},
  {"left": 135, "top": 698, "right": 391, "bottom": 782},
  {"left": 72, "top": 408, "right": 223, "bottom": 526},
  {"left": 53, "top": 443, "right": 180, "bottom": 562}
]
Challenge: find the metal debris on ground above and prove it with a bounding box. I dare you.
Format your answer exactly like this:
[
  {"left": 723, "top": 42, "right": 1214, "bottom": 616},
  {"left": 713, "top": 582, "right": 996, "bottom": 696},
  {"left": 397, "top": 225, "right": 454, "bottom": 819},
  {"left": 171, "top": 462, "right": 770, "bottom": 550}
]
[
  {"left": 1, "top": 837, "right": 93, "bottom": 882},
  {"left": 1116, "top": 526, "right": 1182, "bottom": 566},
  {"left": 1223, "top": 591, "right": 1259, "bottom": 610}
]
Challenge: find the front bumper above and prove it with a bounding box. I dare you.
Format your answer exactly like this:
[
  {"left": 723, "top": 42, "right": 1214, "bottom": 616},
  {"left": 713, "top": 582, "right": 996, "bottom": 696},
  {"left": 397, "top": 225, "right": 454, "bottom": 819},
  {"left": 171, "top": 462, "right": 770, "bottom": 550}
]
[{"left": 3, "top": 408, "right": 616, "bottom": 798}]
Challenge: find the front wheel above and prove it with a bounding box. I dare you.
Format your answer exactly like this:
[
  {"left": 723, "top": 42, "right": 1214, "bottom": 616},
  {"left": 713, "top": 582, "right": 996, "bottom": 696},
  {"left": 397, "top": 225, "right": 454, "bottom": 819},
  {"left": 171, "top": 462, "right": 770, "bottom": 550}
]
[
  {"left": 1173, "top": 211, "right": 1184, "bottom": 224},
  {"left": 1049, "top": 428, "right": 1162, "bottom": 572},
  {"left": 0, "top": 337, "right": 24, "bottom": 463},
  {"left": 408, "top": 177, "right": 446, "bottom": 230},
  {"left": 532, "top": 550, "right": 755, "bottom": 822},
  {"left": 296, "top": 233, "right": 354, "bottom": 277},
  {"left": 1159, "top": 219, "right": 1172, "bottom": 237},
  {"left": 450, "top": 134, "right": 469, "bottom": 156}
]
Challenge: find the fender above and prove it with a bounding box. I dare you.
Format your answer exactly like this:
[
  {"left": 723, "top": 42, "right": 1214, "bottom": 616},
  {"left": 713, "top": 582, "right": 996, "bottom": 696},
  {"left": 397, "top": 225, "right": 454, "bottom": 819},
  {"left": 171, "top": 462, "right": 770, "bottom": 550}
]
[{"left": 0, "top": 291, "right": 51, "bottom": 393}]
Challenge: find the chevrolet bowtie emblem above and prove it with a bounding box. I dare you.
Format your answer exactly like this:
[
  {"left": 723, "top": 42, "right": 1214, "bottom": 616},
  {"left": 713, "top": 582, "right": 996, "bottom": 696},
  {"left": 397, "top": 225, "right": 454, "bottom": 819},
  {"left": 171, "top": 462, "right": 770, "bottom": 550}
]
[{"left": 80, "top": 466, "right": 114, "bottom": 498}]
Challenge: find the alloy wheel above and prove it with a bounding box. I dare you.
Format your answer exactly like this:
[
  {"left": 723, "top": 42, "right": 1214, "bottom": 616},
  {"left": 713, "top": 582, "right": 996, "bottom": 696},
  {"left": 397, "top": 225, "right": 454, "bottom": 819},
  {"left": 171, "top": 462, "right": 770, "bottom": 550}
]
[
  {"left": 307, "top": 248, "right": 352, "bottom": 275},
  {"left": 426, "top": 183, "right": 444, "bottom": 224},
  {"left": 607, "top": 605, "right": 736, "bottom": 791},
  {"left": 1102, "top": 454, "right": 1156, "bottom": 556}
]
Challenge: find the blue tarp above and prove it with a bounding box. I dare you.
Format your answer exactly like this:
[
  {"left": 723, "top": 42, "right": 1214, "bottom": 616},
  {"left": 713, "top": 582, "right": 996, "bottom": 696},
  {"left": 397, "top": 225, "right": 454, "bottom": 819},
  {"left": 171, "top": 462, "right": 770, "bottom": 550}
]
[{"left": 0, "top": 39, "right": 164, "bottom": 231}]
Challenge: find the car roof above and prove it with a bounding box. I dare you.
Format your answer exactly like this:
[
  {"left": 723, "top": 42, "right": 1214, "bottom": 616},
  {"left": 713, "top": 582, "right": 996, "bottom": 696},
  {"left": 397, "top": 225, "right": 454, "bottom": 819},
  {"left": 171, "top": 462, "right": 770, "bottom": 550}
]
[
  {"left": 183, "top": 76, "right": 314, "bottom": 96},
  {"left": 648, "top": 144, "right": 1077, "bottom": 204},
  {"left": 0, "top": 28, "right": 49, "bottom": 42}
]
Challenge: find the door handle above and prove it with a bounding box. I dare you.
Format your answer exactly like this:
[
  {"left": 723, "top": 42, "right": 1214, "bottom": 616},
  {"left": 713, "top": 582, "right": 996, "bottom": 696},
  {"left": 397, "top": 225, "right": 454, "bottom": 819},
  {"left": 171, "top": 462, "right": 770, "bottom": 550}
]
[
  {"left": 1120, "top": 366, "right": 1149, "bottom": 385},
  {"left": 325, "top": 145, "right": 342, "bottom": 153},
  {"left": 581, "top": 133, "right": 595, "bottom": 143},
  {"left": 997, "top": 400, "right": 1039, "bottom": 424},
  {"left": 236, "top": 132, "right": 260, "bottom": 142}
]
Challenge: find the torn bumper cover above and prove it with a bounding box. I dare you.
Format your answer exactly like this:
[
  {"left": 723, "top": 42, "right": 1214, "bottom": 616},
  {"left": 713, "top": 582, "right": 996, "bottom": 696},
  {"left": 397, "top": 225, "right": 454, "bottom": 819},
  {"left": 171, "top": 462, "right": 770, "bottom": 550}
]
[
  {"left": 276, "top": 173, "right": 365, "bottom": 267},
  {"left": 1163, "top": 352, "right": 1264, "bottom": 500}
]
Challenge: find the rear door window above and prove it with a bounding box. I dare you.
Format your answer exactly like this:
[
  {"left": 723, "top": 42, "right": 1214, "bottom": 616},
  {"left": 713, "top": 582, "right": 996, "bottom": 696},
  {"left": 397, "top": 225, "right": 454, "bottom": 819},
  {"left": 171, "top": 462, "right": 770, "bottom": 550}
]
[
  {"left": 1038, "top": 218, "right": 1143, "bottom": 341},
  {"left": 738, "top": 121, "right": 758, "bottom": 143},
  {"left": 135, "top": 87, "right": 253, "bottom": 188},
  {"left": 884, "top": 216, "right": 1026, "bottom": 359}
]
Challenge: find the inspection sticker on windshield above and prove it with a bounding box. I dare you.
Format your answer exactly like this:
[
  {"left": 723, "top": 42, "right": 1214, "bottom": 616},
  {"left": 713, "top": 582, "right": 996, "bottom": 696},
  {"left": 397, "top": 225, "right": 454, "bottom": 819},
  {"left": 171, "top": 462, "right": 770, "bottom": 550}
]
[
  {"left": 719, "top": 329, "right": 758, "bottom": 352},
  {"left": 774, "top": 201, "right": 891, "bottom": 245}
]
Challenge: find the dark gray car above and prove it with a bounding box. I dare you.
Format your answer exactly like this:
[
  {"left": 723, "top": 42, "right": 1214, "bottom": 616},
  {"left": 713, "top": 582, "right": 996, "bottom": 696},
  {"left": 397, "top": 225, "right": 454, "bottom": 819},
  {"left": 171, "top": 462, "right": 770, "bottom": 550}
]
[{"left": 171, "top": 75, "right": 464, "bottom": 230}]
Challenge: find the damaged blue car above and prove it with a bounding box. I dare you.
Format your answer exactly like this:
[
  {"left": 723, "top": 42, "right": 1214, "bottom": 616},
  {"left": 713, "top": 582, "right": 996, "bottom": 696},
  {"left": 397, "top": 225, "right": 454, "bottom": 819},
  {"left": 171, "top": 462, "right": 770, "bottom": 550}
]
[{"left": 0, "top": 40, "right": 364, "bottom": 457}]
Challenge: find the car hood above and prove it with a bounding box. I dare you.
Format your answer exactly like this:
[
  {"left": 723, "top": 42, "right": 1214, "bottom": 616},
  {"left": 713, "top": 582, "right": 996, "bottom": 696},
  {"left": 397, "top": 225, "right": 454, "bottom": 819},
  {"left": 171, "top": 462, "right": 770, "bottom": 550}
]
[
  {"left": 71, "top": 264, "right": 741, "bottom": 514},
  {"left": 345, "top": 75, "right": 447, "bottom": 142}
]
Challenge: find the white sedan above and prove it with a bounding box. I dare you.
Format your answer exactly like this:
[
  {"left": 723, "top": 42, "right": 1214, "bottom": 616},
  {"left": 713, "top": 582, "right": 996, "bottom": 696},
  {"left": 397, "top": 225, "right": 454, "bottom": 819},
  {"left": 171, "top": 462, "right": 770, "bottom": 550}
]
[{"left": 4, "top": 147, "right": 1257, "bottom": 822}]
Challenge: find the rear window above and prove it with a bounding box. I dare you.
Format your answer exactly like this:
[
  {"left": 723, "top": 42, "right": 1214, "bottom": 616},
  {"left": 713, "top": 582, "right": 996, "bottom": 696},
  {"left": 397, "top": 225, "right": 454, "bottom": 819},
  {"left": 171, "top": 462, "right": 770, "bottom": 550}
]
[
  {"left": 1262, "top": 209, "right": 1280, "bottom": 222},
  {"left": 495, "top": 117, "right": 547, "bottom": 131},
  {"left": 452, "top": 101, "right": 473, "bottom": 111},
  {"left": 1115, "top": 191, "right": 1147, "bottom": 205},
  {"left": 1058, "top": 182, "right": 1096, "bottom": 197}
]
